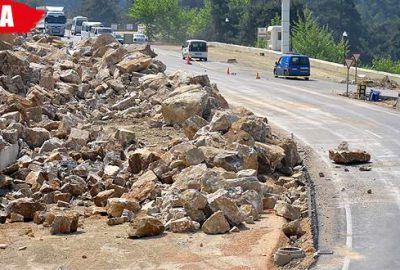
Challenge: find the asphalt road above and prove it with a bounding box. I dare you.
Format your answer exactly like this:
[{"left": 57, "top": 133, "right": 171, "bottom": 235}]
[{"left": 154, "top": 46, "right": 400, "bottom": 270}]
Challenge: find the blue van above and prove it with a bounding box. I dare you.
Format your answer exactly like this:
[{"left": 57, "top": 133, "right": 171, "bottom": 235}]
[{"left": 273, "top": 54, "right": 310, "bottom": 80}]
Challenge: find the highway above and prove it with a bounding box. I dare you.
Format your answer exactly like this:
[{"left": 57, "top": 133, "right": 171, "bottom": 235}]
[{"left": 155, "top": 46, "right": 400, "bottom": 270}]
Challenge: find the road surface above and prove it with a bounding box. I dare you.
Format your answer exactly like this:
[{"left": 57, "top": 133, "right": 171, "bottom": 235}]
[{"left": 155, "top": 46, "right": 400, "bottom": 270}]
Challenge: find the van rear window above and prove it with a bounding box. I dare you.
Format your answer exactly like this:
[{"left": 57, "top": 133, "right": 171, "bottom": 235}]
[
  {"left": 291, "top": 57, "right": 309, "bottom": 65},
  {"left": 190, "top": 42, "right": 207, "bottom": 52}
]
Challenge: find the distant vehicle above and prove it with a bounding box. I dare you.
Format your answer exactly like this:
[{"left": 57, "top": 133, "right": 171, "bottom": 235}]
[
  {"left": 133, "top": 33, "right": 148, "bottom": 44},
  {"left": 182, "top": 40, "right": 208, "bottom": 61},
  {"left": 91, "top": 27, "right": 114, "bottom": 37},
  {"left": 81, "top": 22, "right": 103, "bottom": 38},
  {"left": 273, "top": 54, "right": 310, "bottom": 80},
  {"left": 36, "top": 18, "right": 45, "bottom": 32},
  {"left": 44, "top": 11, "right": 67, "bottom": 37},
  {"left": 36, "top": 6, "right": 66, "bottom": 37},
  {"left": 114, "top": 33, "right": 124, "bottom": 44},
  {"left": 71, "top": 16, "right": 88, "bottom": 35}
]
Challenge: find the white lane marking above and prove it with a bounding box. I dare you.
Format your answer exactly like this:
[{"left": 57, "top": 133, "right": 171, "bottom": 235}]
[{"left": 365, "top": 130, "right": 383, "bottom": 139}]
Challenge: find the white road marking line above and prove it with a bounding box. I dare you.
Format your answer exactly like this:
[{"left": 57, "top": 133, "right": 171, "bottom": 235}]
[{"left": 365, "top": 130, "right": 383, "bottom": 139}]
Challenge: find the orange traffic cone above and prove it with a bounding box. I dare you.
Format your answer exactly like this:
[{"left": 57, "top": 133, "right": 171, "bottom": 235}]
[
  {"left": 185, "top": 55, "right": 192, "bottom": 65},
  {"left": 256, "top": 72, "right": 261, "bottom": 79},
  {"left": 227, "top": 67, "right": 230, "bottom": 75}
]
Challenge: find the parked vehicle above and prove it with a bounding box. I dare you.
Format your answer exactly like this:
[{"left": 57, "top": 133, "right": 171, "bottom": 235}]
[
  {"left": 71, "top": 16, "right": 88, "bottom": 35},
  {"left": 91, "top": 27, "right": 114, "bottom": 37},
  {"left": 81, "top": 22, "right": 103, "bottom": 38},
  {"left": 133, "top": 33, "right": 148, "bottom": 44},
  {"left": 273, "top": 54, "right": 310, "bottom": 80},
  {"left": 182, "top": 40, "right": 208, "bottom": 61}
]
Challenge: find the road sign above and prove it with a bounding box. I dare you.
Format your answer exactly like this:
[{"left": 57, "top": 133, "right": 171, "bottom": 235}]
[
  {"left": 257, "top": 27, "right": 267, "bottom": 38},
  {"left": 345, "top": 58, "right": 354, "bottom": 69},
  {"left": 352, "top": 53, "right": 361, "bottom": 62}
]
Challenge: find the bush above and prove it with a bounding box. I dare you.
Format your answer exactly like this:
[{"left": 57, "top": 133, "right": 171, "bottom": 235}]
[{"left": 370, "top": 57, "right": 400, "bottom": 74}]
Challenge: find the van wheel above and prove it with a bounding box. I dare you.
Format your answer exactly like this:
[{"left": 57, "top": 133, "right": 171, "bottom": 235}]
[
  {"left": 305, "top": 77, "right": 310, "bottom": 81},
  {"left": 204, "top": 58, "right": 208, "bottom": 62},
  {"left": 273, "top": 69, "right": 278, "bottom": 78}
]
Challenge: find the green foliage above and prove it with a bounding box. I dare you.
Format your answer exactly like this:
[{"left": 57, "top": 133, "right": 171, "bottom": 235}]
[
  {"left": 130, "top": 0, "right": 210, "bottom": 42},
  {"left": 292, "top": 9, "right": 349, "bottom": 63},
  {"left": 270, "top": 13, "right": 281, "bottom": 26},
  {"left": 77, "top": 0, "right": 122, "bottom": 26},
  {"left": 255, "top": 38, "right": 267, "bottom": 49},
  {"left": 369, "top": 57, "right": 400, "bottom": 74}
]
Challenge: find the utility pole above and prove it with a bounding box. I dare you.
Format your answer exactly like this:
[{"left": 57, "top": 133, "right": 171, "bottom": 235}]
[{"left": 281, "top": 0, "right": 290, "bottom": 54}]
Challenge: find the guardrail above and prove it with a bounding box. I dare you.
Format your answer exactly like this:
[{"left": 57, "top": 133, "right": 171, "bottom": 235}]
[{"left": 208, "top": 42, "right": 400, "bottom": 80}]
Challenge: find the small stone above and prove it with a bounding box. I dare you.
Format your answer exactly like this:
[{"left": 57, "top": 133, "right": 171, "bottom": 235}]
[
  {"left": 319, "top": 172, "right": 325, "bottom": 178},
  {"left": 57, "top": 201, "right": 71, "bottom": 208},
  {"left": 18, "top": 246, "right": 27, "bottom": 251},
  {"left": 0, "top": 244, "right": 8, "bottom": 249},
  {"left": 360, "top": 166, "right": 372, "bottom": 172},
  {"left": 128, "top": 216, "right": 165, "bottom": 238},
  {"left": 230, "top": 226, "right": 240, "bottom": 233},
  {"left": 367, "top": 189, "right": 372, "bottom": 194}
]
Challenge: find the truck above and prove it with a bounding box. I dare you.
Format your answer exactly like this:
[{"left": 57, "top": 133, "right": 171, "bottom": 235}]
[{"left": 36, "top": 6, "right": 66, "bottom": 37}]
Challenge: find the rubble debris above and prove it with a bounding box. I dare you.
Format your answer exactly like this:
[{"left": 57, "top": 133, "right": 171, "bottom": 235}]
[
  {"left": 0, "top": 34, "right": 312, "bottom": 263},
  {"left": 329, "top": 141, "right": 371, "bottom": 164}
]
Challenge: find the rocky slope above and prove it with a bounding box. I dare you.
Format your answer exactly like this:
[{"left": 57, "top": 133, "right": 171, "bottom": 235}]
[{"left": 0, "top": 34, "right": 314, "bottom": 268}]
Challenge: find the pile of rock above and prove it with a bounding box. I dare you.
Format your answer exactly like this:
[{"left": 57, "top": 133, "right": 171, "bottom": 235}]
[
  {"left": 0, "top": 33, "right": 310, "bottom": 256},
  {"left": 329, "top": 141, "right": 371, "bottom": 164}
]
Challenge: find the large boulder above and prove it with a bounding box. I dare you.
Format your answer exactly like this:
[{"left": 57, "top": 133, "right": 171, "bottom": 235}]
[
  {"left": 208, "top": 189, "right": 245, "bottom": 226},
  {"left": 161, "top": 85, "right": 210, "bottom": 126},
  {"left": 231, "top": 115, "right": 271, "bottom": 143},
  {"left": 46, "top": 211, "right": 79, "bottom": 235},
  {"left": 6, "top": 198, "right": 45, "bottom": 220},
  {"left": 23, "top": 127, "right": 50, "bottom": 148},
  {"left": 202, "top": 211, "right": 231, "bottom": 234},
  {"left": 170, "top": 217, "right": 196, "bottom": 233},
  {"left": 106, "top": 198, "right": 141, "bottom": 218},
  {"left": 103, "top": 47, "right": 128, "bottom": 66},
  {"left": 274, "top": 201, "right": 301, "bottom": 221},
  {"left": 182, "top": 115, "right": 208, "bottom": 140},
  {"left": 329, "top": 141, "right": 371, "bottom": 164},
  {"left": 256, "top": 142, "right": 286, "bottom": 174},
  {"left": 116, "top": 53, "right": 152, "bottom": 73},
  {"left": 123, "top": 171, "right": 160, "bottom": 202},
  {"left": 60, "top": 69, "right": 81, "bottom": 84},
  {"left": 0, "top": 51, "right": 30, "bottom": 83},
  {"left": 128, "top": 216, "right": 165, "bottom": 238},
  {"left": 128, "top": 148, "right": 161, "bottom": 174}
]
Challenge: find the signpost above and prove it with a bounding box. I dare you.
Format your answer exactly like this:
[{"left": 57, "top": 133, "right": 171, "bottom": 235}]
[
  {"left": 352, "top": 53, "right": 361, "bottom": 84},
  {"left": 257, "top": 27, "right": 267, "bottom": 39},
  {"left": 345, "top": 58, "right": 354, "bottom": 97}
]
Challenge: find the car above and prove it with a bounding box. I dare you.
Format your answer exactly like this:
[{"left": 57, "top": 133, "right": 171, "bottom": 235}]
[
  {"left": 273, "top": 54, "right": 310, "bottom": 80},
  {"left": 115, "top": 33, "right": 124, "bottom": 45},
  {"left": 133, "top": 33, "right": 148, "bottom": 44},
  {"left": 182, "top": 40, "right": 208, "bottom": 61},
  {"left": 91, "top": 27, "right": 114, "bottom": 37}
]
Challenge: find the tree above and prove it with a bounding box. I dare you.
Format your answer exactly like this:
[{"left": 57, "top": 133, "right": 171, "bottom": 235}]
[
  {"left": 292, "top": 9, "right": 349, "bottom": 63},
  {"left": 130, "top": 0, "right": 211, "bottom": 42},
  {"left": 308, "top": 0, "right": 364, "bottom": 54},
  {"left": 77, "top": 0, "right": 121, "bottom": 26}
]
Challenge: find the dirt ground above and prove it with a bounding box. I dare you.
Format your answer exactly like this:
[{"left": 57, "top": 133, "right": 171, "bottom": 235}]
[{"left": 0, "top": 213, "right": 286, "bottom": 270}]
